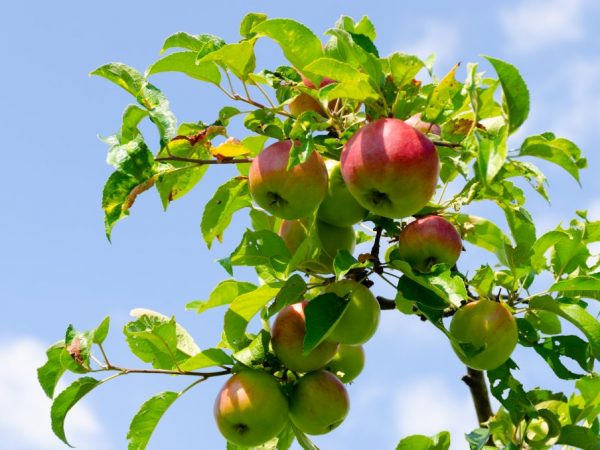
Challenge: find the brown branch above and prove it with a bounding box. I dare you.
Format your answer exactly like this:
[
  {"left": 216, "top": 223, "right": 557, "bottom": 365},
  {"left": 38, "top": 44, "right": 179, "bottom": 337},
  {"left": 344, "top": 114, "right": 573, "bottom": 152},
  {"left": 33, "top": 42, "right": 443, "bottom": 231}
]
[
  {"left": 155, "top": 156, "right": 253, "bottom": 165},
  {"left": 432, "top": 140, "right": 462, "bottom": 148},
  {"left": 462, "top": 367, "right": 494, "bottom": 425},
  {"left": 93, "top": 363, "right": 232, "bottom": 378}
]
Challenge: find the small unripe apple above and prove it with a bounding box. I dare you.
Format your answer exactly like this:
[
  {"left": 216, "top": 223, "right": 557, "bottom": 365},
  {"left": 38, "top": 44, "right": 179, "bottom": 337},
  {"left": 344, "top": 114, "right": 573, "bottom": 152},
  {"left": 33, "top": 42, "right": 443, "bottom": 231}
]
[
  {"left": 326, "top": 344, "right": 365, "bottom": 383},
  {"left": 289, "top": 74, "right": 336, "bottom": 117},
  {"left": 272, "top": 302, "right": 339, "bottom": 373},
  {"left": 405, "top": 113, "right": 441, "bottom": 135},
  {"left": 289, "top": 370, "right": 350, "bottom": 435},
  {"left": 325, "top": 280, "right": 380, "bottom": 345},
  {"left": 449, "top": 299, "right": 518, "bottom": 370},
  {"left": 249, "top": 140, "right": 328, "bottom": 220},
  {"left": 318, "top": 161, "right": 368, "bottom": 227},
  {"left": 214, "top": 370, "right": 289, "bottom": 447},
  {"left": 397, "top": 215, "right": 462, "bottom": 272},
  {"left": 341, "top": 118, "right": 440, "bottom": 218}
]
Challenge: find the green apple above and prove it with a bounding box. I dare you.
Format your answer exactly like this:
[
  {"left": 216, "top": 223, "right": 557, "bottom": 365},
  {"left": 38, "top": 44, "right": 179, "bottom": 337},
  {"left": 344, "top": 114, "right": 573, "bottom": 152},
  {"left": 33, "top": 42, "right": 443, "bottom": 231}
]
[
  {"left": 397, "top": 215, "right": 462, "bottom": 272},
  {"left": 318, "top": 161, "right": 368, "bottom": 227},
  {"left": 449, "top": 299, "right": 518, "bottom": 370},
  {"left": 316, "top": 220, "right": 356, "bottom": 264},
  {"left": 272, "top": 302, "right": 339, "bottom": 373},
  {"left": 249, "top": 140, "right": 328, "bottom": 220},
  {"left": 325, "top": 280, "right": 380, "bottom": 345},
  {"left": 341, "top": 118, "right": 440, "bottom": 218},
  {"left": 326, "top": 344, "right": 365, "bottom": 383},
  {"left": 214, "top": 370, "right": 289, "bottom": 447},
  {"left": 289, "top": 370, "right": 350, "bottom": 435}
]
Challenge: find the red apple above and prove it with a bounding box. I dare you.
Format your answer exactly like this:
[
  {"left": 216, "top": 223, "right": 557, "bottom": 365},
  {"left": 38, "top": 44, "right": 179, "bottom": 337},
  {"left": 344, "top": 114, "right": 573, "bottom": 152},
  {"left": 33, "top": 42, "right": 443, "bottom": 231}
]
[
  {"left": 271, "top": 302, "right": 339, "bottom": 373},
  {"left": 289, "top": 370, "right": 350, "bottom": 435},
  {"left": 449, "top": 299, "right": 518, "bottom": 370},
  {"left": 214, "top": 370, "right": 289, "bottom": 447},
  {"left": 326, "top": 344, "right": 365, "bottom": 383},
  {"left": 340, "top": 118, "right": 440, "bottom": 218},
  {"left": 397, "top": 215, "right": 462, "bottom": 272},
  {"left": 249, "top": 140, "right": 328, "bottom": 220},
  {"left": 405, "top": 113, "right": 441, "bottom": 135},
  {"left": 318, "top": 161, "right": 368, "bottom": 227},
  {"left": 325, "top": 280, "right": 380, "bottom": 345},
  {"left": 289, "top": 73, "right": 336, "bottom": 117}
]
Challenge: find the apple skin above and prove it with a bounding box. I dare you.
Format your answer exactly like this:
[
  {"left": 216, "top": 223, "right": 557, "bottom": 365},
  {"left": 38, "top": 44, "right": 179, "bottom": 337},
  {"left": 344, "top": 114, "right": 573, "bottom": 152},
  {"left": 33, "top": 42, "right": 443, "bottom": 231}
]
[
  {"left": 214, "top": 370, "right": 289, "bottom": 447},
  {"left": 449, "top": 299, "right": 518, "bottom": 370},
  {"left": 278, "top": 219, "right": 356, "bottom": 273},
  {"left": 249, "top": 140, "right": 328, "bottom": 220},
  {"left": 272, "top": 302, "right": 339, "bottom": 373},
  {"left": 318, "top": 161, "right": 368, "bottom": 227},
  {"left": 289, "top": 74, "right": 336, "bottom": 117},
  {"left": 325, "top": 280, "right": 380, "bottom": 345},
  {"left": 405, "top": 113, "right": 441, "bottom": 136},
  {"left": 340, "top": 118, "right": 440, "bottom": 218},
  {"left": 326, "top": 344, "right": 365, "bottom": 383},
  {"left": 289, "top": 370, "right": 350, "bottom": 435},
  {"left": 397, "top": 215, "right": 462, "bottom": 272}
]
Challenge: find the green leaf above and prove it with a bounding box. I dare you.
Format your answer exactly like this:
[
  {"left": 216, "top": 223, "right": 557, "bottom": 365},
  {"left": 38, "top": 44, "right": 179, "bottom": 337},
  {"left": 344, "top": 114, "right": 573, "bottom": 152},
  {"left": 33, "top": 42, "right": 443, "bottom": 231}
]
[
  {"left": 160, "top": 32, "right": 225, "bottom": 56},
  {"left": 324, "top": 79, "right": 378, "bottom": 101},
  {"left": 557, "top": 424, "right": 600, "bottom": 450},
  {"left": 388, "top": 53, "right": 424, "bottom": 88},
  {"left": 423, "top": 64, "right": 461, "bottom": 123},
  {"left": 483, "top": 56, "right": 529, "bottom": 134},
  {"left": 325, "top": 28, "right": 382, "bottom": 86},
  {"left": 228, "top": 229, "right": 291, "bottom": 274},
  {"left": 304, "top": 57, "right": 366, "bottom": 82},
  {"left": 51, "top": 377, "right": 101, "bottom": 446},
  {"left": 233, "top": 329, "right": 270, "bottom": 367},
  {"left": 531, "top": 230, "right": 570, "bottom": 272},
  {"left": 199, "top": 41, "right": 256, "bottom": 80},
  {"left": 475, "top": 127, "right": 508, "bottom": 184},
  {"left": 146, "top": 51, "right": 221, "bottom": 85},
  {"left": 272, "top": 274, "right": 307, "bottom": 314},
  {"left": 465, "top": 428, "right": 490, "bottom": 450},
  {"left": 183, "top": 349, "right": 233, "bottom": 372},
  {"left": 201, "top": 177, "right": 252, "bottom": 248},
  {"left": 453, "top": 214, "right": 510, "bottom": 265},
  {"left": 502, "top": 205, "right": 536, "bottom": 269},
  {"left": 127, "top": 391, "right": 179, "bottom": 450},
  {"left": 291, "top": 422, "right": 320, "bottom": 450},
  {"left": 93, "top": 317, "right": 111, "bottom": 345},
  {"left": 240, "top": 13, "right": 268, "bottom": 38},
  {"left": 130, "top": 309, "right": 200, "bottom": 356},
  {"left": 519, "top": 133, "right": 586, "bottom": 183},
  {"left": 487, "top": 360, "right": 537, "bottom": 423},
  {"left": 38, "top": 342, "right": 68, "bottom": 399},
  {"left": 534, "top": 335, "right": 593, "bottom": 379},
  {"left": 550, "top": 274, "right": 600, "bottom": 294},
  {"left": 396, "top": 431, "right": 451, "bottom": 450},
  {"left": 252, "top": 19, "right": 323, "bottom": 72},
  {"left": 354, "top": 16, "right": 377, "bottom": 41},
  {"left": 91, "top": 62, "right": 145, "bottom": 96},
  {"left": 186, "top": 280, "right": 257, "bottom": 313},
  {"left": 524, "top": 310, "right": 562, "bottom": 335},
  {"left": 529, "top": 296, "right": 600, "bottom": 360},
  {"left": 64, "top": 325, "right": 94, "bottom": 371},
  {"left": 303, "top": 293, "right": 350, "bottom": 354},
  {"left": 333, "top": 250, "right": 369, "bottom": 279},
  {"left": 224, "top": 285, "right": 281, "bottom": 349}
]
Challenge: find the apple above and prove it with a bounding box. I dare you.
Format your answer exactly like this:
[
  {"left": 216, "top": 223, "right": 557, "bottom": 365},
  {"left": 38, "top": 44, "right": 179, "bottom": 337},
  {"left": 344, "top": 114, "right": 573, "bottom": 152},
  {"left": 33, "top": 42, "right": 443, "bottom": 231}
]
[
  {"left": 326, "top": 344, "right": 365, "bottom": 383},
  {"left": 271, "top": 301, "right": 339, "bottom": 372},
  {"left": 325, "top": 280, "right": 380, "bottom": 345},
  {"left": 289, "top": 370, "right": 350, "bottom": 435},
  {"left": 278, "top": 219, "right": 356, "bottom": 273},
  {"left": 449, "top": 298, "right": 518, "bottom": 370},
  {"left": 249, "top": 140, "right": 328, "bottom": 220},
  {"left": 214, "top": 370, "right": 289, "bottom": 447},
  {"left": 289, "top": 74, "right": 336, "bottom": 117},
  {"left": 340, "top": 118, "right": 440, "bottom": 218},
  {"left": 397, "top": 215, "right": 462, "bottom": 272},
  {"left": 405, "top": 113, "right": 441, "bottom": 136},
  {"left": 318, "top": 160, "right": 368, "bottom": 227}
]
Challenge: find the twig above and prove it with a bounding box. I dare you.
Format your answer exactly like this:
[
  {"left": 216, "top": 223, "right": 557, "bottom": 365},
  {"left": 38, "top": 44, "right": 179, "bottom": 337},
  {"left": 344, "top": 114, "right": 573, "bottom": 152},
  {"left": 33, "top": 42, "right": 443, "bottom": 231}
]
[
  {"left": 376, "top": 296, "right": 396, "bottom": 310},
  {"left": 155, "top": 156, "right": 253, "bottom": 165},
  {"left": 94, "top": 365, "right": 232, "bottom": 378},
  {"left": 432, "top": 140, "right": 461, "bottom": 148},
  {"left": 462, "top": 367, "right": 494, "bottom": 426}
]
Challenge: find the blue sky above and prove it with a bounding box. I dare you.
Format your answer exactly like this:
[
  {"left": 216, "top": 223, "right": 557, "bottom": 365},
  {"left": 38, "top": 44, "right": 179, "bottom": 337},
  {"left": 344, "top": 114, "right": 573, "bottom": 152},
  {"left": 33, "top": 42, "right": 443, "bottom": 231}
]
[{"left": 2, "top": 0, "right": 600, "bottom": 449}]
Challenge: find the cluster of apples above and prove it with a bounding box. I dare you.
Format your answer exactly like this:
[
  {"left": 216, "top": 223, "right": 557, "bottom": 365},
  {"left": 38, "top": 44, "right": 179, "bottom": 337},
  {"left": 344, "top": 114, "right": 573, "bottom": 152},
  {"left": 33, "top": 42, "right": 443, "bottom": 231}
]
[
  {"left": 215, "top": 280, "right": 378, "bottom": 447},
  {"left": 214, "top": 109, "right": 518, "bottom": 446}
]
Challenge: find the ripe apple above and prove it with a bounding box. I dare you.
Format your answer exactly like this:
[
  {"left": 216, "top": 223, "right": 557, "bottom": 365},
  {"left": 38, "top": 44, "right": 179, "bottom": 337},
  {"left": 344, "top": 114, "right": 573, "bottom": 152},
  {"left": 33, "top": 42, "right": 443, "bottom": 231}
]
[
  {"left": 214, "top": 370, "right": 289, "bottom": 447},
  {"left": 326, "top": 344, "right": 365, "bottom": 383},
  {"left": 405, "top": 113, "right": 441, "bottom": 135},
  {"left": 289, "top": 74, "right": 336, "bottom": 117},
  {"left": 449, "top": 299, "right": 518, "bottom": 370},
  {"left": 289, "top": 370, "right": 350, "bottom": 435},
  {"left": 249, "top": 140, "right": 328, "bottom": 220},
  {"left": 318, "top": 160, "right": 368, "bottom": 227},
  {"left": 325, "top": 280, "right": 380, "bottom": 345},
  {"left": 271, "top": 301, "right": 339, "bottom": 373},
  {"left": 397, "top": 215, "right": 462, "bottom": 272},
  {"left": 278, "top": 219, "right": 356, "bottom": 273},
  {"left": 340, "top": 118, "right": 440, "bottom": 218}
]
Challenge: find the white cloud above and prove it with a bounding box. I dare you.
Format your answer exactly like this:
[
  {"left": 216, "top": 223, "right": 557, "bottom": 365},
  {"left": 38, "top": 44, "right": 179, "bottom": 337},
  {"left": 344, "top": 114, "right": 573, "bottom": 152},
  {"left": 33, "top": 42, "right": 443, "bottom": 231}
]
[
  {"left": 402, "top": 21, "right": 460, "bottom": 67},
  {"left": 393, "top": 376, "right": 476, "bottom": 449},
  {"left": 0, "top": 337, "right": 108, "bottom": 450},
  {"left": 499, "top": 0, "right": 589, "bottom": 53}
]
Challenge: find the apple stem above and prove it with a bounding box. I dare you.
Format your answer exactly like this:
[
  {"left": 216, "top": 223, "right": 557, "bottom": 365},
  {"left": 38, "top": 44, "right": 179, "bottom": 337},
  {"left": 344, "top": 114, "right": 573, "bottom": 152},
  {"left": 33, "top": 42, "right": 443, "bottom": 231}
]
[{"left": 462, "top": 367, "right": 494, "bottom": 434}]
